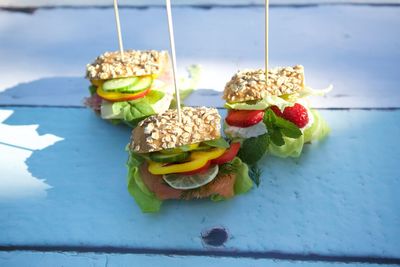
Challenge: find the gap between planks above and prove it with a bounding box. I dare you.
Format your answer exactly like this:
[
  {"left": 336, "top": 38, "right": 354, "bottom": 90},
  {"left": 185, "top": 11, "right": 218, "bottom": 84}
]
[
  {"left": 0, "top": 245, "right": 400, "bottom": 265},
  {"left": 0, "top": 105, "right": 400, "bottom": 111},
  {"left": 2, "top": 3, "right": 400, "bottom": 14}
]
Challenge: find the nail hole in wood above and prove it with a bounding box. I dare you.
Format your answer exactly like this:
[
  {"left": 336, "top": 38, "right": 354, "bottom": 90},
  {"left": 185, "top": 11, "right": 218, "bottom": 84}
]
[{"left": 201, "top": 227, "right": 228, "bottom": 247}]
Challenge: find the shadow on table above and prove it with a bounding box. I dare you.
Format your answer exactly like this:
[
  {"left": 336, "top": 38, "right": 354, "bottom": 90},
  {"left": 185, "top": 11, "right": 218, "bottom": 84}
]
[
  {"left": 0, "top": 76, "right": 88, "bottom": 107},
  {"left": 0, "top": 76, "right": 225, "bottom": 108},
  {"left": 0, "top": 77, "right": 231, "bottom": 208},
  {"left": 0, "top": 76, "right": 308, "bottom": 209},
  {"left": 0, "top": 76, "right": 225, "bottom": 204}
]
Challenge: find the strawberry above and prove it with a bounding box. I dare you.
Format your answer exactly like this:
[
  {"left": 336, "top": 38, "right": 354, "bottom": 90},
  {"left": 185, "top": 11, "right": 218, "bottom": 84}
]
[
  {"left": 225, "top": 110, "right": 265, "bottom": 128},
  {"left": 270, "top": 103, "right": 309, "bottom": 128}
]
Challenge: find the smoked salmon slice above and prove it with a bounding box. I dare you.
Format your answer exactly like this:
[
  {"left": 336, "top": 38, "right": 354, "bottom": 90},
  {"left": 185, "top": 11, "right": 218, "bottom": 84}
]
[{"left": 140, "top": 163, "right": 236, "bottom": 200}]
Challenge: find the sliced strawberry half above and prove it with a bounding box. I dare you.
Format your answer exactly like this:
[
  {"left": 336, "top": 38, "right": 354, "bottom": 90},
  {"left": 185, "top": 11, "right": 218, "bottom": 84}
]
[
  {"left": 270, "top": 103, "right": 309, "bottom": 128},
  {"left": 225, "top": 110, "right": 265, "bottom": 128}
]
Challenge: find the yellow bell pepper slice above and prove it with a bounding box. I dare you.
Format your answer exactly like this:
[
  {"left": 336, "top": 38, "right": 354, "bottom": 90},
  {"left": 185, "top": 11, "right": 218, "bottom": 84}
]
[
  {"left": 97, "top": 86, "right": 150, "bottom": 102},
  {"left": 148, "top": 148, "right": 226, "bottom": 175}
]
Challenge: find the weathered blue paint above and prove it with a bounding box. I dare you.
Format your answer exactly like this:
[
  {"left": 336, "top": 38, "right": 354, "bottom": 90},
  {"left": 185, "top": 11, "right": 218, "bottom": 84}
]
[
  {"left": 0, "top": 251, "right": 393, "bottom": 267},
  {"left": 1, "top": 6, "right": 400, "bottom": 108},
  {"left": 0, "top": 107, "right": 399, "bottom": 258}
]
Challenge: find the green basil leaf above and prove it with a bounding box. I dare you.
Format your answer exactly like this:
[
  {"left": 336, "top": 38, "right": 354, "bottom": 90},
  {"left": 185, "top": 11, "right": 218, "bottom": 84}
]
[
  {"left": 270, "top": 130, "right": 285, "bottom": 146},
  {"left": 237, "top": 133, "right": 269, "bottom": 165},
  {"left": 275, "top": 115, "right": 301, "bottom": 130},
  {"left": 281, "top": 127, "right": 302, "bottom": 139},
  {"left": 203, "top": 138, "right": 230, "bottom": 148}
]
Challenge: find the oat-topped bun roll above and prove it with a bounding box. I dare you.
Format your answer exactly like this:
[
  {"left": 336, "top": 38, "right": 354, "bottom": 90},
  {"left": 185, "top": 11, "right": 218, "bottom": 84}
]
[
  {"left": 126, "top": 107, "right": 254, "bottom": 213},
  {"left": 131, "top": 107, "right": 221, "bottom": 153},
  {"left": 86, "top": 50, "right": 169, "bottom": 81},
  {"left": 223, "top": 65, "right": 305, "bottom": 103},
  {"left": 84, "top": 50, "right": 174, "bottom": 127},
  {"left": 223, "top": 65, "right": 332, "bottom": 163}
]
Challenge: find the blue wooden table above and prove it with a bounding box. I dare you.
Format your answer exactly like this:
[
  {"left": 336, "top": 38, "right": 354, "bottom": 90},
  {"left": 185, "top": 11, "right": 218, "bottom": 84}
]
[{"left": 0, "top": 3, "right": 399, "bottom": 267}]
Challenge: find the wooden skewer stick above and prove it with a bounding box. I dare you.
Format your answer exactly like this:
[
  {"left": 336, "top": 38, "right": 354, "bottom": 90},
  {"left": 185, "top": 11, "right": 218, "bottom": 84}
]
[
  {"left": 113, "top": 0, "right": 124, "bottom": 59},
  {"left": 265, "top": 0, "right": 269, "bottom": 87},
  {"left": 165, "top": 0, "right": 182, "bottom": 123}
]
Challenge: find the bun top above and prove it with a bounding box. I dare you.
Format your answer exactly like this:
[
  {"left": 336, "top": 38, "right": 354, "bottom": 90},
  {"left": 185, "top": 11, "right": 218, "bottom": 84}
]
[
  {"left": 86, "top": 50, "right": 168, "bottom": 80},
  {"left": 130, "top": 107, "right": 221, "bottom": 153},
  {"left": 223, "top": 65, "right": 305, "bottom": 103}
]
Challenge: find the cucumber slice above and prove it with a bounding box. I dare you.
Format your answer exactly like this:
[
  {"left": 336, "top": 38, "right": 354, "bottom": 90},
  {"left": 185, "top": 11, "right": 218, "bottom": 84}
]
[
  {"left": 150, "top": 151, "right": 190, "bottom": 163},
  {"left": 163, "top": 165, "right": 219, "bottom": 190},
  {"left": 160, "top": 143, "right": 200, "bottom": 154},
  {"left": 103, "top": 77, "right": 139, "bottom": 92},
  {"left": 193, "top": 145, "right": 213, "bottom": 151},
  {"left": 126, "top": 76, "right": 153, "bottom": 93}
]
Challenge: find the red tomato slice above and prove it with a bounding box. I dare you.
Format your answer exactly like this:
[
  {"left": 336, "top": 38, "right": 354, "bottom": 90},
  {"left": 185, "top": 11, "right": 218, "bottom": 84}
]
[
  {"left": 225, "top": 110, "right": 265, "bottom": 128},
  {"left": 97, "top": 87, "right": 151, "bottom": 102},
  {"left": 180, "top": 161, "right": 211, "bottom": 175},
  {"left": 211, "top": 142, "right": 241, "bottom": 165}
]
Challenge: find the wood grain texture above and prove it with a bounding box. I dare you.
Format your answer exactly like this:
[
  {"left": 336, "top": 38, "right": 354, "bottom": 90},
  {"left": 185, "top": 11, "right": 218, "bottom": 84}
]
[
  {"left": 0, "top": 107, "right": 399, "bottom": 258},
  {"left": 0, "top": 6, "right": 399, "bottom": 108}
]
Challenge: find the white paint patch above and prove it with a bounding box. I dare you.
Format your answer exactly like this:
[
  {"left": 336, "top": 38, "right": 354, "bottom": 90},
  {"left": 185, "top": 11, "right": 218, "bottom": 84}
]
[{"left": 0, "top": 110, "right": 63, "bottom": 200}]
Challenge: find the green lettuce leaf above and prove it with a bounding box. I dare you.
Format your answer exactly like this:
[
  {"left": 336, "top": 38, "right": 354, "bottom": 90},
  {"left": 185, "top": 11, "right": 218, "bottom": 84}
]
[
  {"left": 232, "top": 157, "right": 253, "bottom": 195},
  {"left": 304, "top": 109, "right": 331, "bottom": 143},
  {"left": 269, "top": 135, "right": 305, "bottom": 158},
  {"left": 102, "top": 90, "right": 165, "bottom": 127},
  {"left": 269, "top": 109, "right": 330, "bottom": 158},
  {"left": 224, "top": 85, "right": 332, "bottom": 111},
  {"left": 224, "top": 95, "right": 294, "bottom": 111},
  {"left": 127, "top": 151, "right": 145, "bottom": 168},
  {"left": 88, "top": 85, "right": 97, "bottom": 95},
  {"left": 127, "top": 165, "right": 162, "bottom": 213},
  {"left": 127, "top": 152, "right": 162, "bottom": 213}
]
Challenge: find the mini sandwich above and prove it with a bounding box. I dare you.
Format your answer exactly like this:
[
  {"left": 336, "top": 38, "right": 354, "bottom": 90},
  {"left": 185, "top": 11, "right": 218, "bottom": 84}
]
[
  {"left": 85, "top": 50, "right": 174, "bottom": 127},
  {"left": 126, "top": 107, "right": 254, "bottom": 213},
  {"left": 223, "top": 65, "right": 331, "bottom": 162}
]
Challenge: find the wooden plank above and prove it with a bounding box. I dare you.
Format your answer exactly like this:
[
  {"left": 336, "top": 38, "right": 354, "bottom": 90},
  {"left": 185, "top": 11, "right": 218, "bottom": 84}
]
[
  {"left": 0, "top": 252, "right": 393, "bottom": 267},
  {"left": 0, "top": 107, "right": 399, "bottom": 258},
  {"left": 0, "top": 6, "right": 399, "bottom": 108}
]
